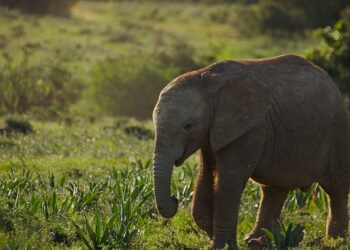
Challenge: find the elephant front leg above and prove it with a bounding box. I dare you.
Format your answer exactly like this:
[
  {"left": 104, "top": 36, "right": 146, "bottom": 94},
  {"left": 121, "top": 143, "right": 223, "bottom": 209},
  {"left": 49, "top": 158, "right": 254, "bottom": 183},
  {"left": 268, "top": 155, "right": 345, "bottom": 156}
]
[
  {"left": 192, "top": 147, "right": 215, "bottom": 238},
  {"left": 210, "top": 128, "right": 264, "bottom": 249},
  {"left": 211, "top": 169, "right": 244, "bottom": 250}
]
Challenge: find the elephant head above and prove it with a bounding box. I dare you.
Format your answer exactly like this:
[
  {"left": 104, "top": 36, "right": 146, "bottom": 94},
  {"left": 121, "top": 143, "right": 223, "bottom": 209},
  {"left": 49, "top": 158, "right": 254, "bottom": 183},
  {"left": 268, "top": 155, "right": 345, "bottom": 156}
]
[{"left": 152, "top": 62, "right": 271, "bottom": 218}]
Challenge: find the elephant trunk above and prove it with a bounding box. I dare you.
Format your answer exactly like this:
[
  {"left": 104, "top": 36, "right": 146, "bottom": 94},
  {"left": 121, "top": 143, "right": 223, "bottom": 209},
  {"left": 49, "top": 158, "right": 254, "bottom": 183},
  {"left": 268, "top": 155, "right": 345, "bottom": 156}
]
[{"left": 153, "top": 153, "right": 178, "bottom": 218}]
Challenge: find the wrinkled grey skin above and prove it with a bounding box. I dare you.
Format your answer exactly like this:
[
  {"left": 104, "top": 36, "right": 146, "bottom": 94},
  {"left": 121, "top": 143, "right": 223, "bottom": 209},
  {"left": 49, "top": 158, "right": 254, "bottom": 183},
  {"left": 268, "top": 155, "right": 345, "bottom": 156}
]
[{"left": 152, "top": 55, "right": 350, "bottom": 249}]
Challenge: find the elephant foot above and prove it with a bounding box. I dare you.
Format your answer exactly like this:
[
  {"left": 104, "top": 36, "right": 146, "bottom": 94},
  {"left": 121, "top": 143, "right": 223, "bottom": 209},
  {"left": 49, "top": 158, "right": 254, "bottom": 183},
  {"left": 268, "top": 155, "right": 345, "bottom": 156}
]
[
  {"left": 244, "top": 229, "right": 269, "bottom": 247},
  {"left": 204, "top": 228, "right": 214, "bottom": 239},
  {"left": 209, "top": 245, "right": 236, "bottom": 250},
  {"left": 210, "top": 238, "right": 237, "bottom": 250},
  {"left": 194, "top": 221, "right": 213, "bottom": 239},
  {"left": 245, "top": 235, "right": 268, "bottom": 247},
  {"left": 244, "top": 230, "right": 264, "bottom": 244},
  {"left": 193, "top": 216, "right": 213, "bottom": 238}
]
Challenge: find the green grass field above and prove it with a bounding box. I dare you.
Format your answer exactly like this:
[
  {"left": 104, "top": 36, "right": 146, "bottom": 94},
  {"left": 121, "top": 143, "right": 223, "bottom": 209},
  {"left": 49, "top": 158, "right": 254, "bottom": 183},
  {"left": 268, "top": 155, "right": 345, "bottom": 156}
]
[
  {"left": 0, "top": 1, "right": 348, "bottom": 249},
  {"left": 0, "top": 117, "right": 348, "bottom": 249}
]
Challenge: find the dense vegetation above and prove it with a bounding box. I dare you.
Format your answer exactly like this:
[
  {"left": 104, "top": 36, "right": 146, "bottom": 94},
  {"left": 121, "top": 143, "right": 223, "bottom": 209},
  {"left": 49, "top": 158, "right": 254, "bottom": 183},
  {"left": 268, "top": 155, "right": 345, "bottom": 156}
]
[
  {"left": 0, "top": 0, "right": 350, "bottom": 249},
  {"left": 0, "top": 0, "right": 76, "bottom": 16},
  {"left": 237, "top": 0, "right": 348, "bottom": 34},
  {"left": 0, "top": 52, "right": 81, "bottom": 117},
  {"left": 306, "top": 8, "right": 350, "bottom": 99}
]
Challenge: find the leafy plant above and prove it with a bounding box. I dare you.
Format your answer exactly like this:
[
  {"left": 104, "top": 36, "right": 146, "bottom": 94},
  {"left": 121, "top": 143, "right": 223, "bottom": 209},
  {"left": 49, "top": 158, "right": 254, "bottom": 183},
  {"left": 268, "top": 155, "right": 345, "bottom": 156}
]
[
  {"left": 261, "top": 221, "right": 304, "bottom": 250},
  {"left": 306, "top": 8, "right": 350, "bottom": 99},
  {"left": 65, "top": 181, "right": 103, "bottom": 212},
  {"left": 41, "top": 191, "right": 74, "bottom": 220},
  {"left": 284, "top": 184, "right": 328, "bottom": 212},
  {"left": 71, "top": 210, "right": 118, "bottom": 250},
  {"left": 6, "top": 238, "right": 33, "bottom": 250}
]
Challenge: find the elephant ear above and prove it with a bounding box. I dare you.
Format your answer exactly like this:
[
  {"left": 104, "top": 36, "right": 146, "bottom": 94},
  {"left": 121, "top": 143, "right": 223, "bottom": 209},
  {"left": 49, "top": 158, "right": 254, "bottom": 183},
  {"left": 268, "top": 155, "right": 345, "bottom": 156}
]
[{"left": 210, "top": 73, "right": 271, "bottom": 152}]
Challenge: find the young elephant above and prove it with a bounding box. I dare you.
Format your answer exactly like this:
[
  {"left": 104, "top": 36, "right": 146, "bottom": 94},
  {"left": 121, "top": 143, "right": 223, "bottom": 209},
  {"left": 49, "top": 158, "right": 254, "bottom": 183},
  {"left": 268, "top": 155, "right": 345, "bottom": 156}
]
[{"left": 152, "top": 55, "right": 350, "bottom": 249}]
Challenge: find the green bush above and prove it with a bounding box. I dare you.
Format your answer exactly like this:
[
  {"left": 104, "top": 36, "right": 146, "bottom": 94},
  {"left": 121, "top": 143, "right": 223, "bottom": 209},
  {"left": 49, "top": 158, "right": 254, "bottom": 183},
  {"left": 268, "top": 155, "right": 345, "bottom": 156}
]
[
  {"left": 0, "top": 0, "right": 76, "bottom": 16},
  {"left": 0, "top": 117, "right": 34, "bottom": 135},
  {"left": 0, "top": 51, "right": 82, "bottom": 118},
  {"left": 237, "top": 0, "right": 348, "bottom": 35},
  {"left": 285, "top": 0, "right": 348, "bottom": 29},
  {"left": 90, "top": 40, "right": 201, "bottom": 119},
  {"left": 90, "top": 56, "right": 172, "bottom": 119},
  {"left": 305, "top": 8, "right": 350, "bottom": 98}
]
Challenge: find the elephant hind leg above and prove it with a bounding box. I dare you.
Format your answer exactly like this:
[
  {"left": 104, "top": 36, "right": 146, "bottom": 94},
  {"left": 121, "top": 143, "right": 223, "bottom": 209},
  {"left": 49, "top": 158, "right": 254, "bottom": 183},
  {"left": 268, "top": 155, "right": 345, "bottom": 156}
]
[
  {"left": 245, "top": 185, "right": 289, "bottom": 246},
  {"left": 320, "top": 184, "right": 349, "bottom": 239}
]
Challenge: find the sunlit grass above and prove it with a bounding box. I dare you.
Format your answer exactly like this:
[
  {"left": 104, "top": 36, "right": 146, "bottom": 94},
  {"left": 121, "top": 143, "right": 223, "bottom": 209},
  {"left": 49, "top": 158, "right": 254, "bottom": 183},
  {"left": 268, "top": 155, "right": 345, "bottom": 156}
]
[{"left": 0, "top": 118, "right": 345, "bottom": 249}]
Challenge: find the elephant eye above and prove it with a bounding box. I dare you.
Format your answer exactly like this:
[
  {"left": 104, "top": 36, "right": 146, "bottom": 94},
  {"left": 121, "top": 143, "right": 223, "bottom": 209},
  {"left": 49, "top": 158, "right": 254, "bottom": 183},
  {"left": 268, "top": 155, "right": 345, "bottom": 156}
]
[{"left": 184, "top": 123, "right": 193, "bottom": 131}]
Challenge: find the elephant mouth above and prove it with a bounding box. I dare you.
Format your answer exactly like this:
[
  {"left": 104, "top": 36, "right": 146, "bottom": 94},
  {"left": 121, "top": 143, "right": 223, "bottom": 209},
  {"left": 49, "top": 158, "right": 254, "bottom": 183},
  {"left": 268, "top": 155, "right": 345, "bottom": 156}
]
[
  {"left": 174, "top": 145, "right": 188, "bottom": 167},
  {"left": 174, "top": 157, "right": 185, "bottom": 167},
  {"left": 175, "top": 144, "right": 200, "bottom": 167}
]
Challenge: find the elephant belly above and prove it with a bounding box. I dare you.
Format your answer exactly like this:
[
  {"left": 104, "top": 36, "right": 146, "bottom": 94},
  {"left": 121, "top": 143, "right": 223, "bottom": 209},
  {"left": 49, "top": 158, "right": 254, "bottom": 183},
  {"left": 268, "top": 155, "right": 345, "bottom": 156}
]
[
  {"left": 251, "top": 126, "right": 332, "bottom": 189},
  {"left": 251, "top": 156, "right": 326, "bottom": 189},
  {"left": 251, "top": 169, "right": 317, "bottom": 190}
]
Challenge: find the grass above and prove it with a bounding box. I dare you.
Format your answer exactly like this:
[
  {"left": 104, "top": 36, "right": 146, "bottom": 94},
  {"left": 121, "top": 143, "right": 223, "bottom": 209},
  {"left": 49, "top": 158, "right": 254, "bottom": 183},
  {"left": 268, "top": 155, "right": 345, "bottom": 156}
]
[
  {"left": 0, "top": 117, "right": 155, "bottom": 174},
  {"left": 0, "top": 117, "right": 348, "bottom": 249}
]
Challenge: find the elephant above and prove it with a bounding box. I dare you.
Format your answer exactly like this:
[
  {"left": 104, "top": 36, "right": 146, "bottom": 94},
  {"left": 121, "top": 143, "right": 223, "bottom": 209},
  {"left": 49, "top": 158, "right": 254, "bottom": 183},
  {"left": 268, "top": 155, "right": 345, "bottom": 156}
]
[{"left": 152, "top": 54, "right": 350, "bottom": 249}]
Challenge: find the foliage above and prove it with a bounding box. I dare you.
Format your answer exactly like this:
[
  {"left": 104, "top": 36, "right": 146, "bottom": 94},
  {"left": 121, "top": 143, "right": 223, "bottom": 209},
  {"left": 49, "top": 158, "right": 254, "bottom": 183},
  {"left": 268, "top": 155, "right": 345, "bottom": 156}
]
[
  {"left": 124, "top": 125, "right": 154, "bottom": 140},
  {"left": 0, "top": 0, "right": 76, "bottom": 16},
  {"left": 0, "top": 155, "right": 200, "bottom": 248},
  {"left": 284, "top": 184, "right": 328, "bottom": 212},
  {"left": 237, "top": 0, "right": 348, "bottom": 35},
  {"left": 323, "top": 237, "right": 350, "bottom": 249},
  {"left": 0, "top": 51, "right": 82, "bottom": 118},
  {"left": 237, "top": 1, "right": 304, "bottom": 35},
  {"left": 90, "top": 55, "right": 169, "bottom": 119},
  {"left": 71, "top": 210, "right": 119, "bottom": 250},
  {"left": 283, "top": 0, "right": 348, "bottom": 29},
  {"left": 90, "top": 39, "right": 201, "bottom": 119},
  {"left": 306, "top": 8, "right": 350, "bottom": 99},
  {"left": 0, "top": 117, "right": 34, "bottom": 135},
  {"left": 261, "top": 221, "right": 304, "bottom": 250}
]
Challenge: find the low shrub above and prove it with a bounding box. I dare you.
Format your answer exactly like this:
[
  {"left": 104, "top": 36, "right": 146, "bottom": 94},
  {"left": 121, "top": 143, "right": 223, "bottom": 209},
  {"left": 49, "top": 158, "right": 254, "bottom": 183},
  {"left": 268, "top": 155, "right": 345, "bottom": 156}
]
[
  {"left": 124, "top": 126, "right": 153, "bottom": 140},
  {"left": 0, "top": 117, "right": 34, "bottom": 136},
  {"left": 305, "top": 8, "right": 350, "bottom": 98},
  {"left": 0, "top": 0, "right": 76, "bottom": 16},
  {"left": 236, "top": 2, "right": 303, "bottom": 36},
  {"left": 90, "top": 40, "right": 201, "bottom": 119},
  {"left": 236, "top": 0, "right": 348, "bottom": 35},
  {"left": 90, "top": 56, "right": 171, "bottom": 119},
  {"left": 286, "top": 0, "right": 348, "bottom": 29},
  {"left": 0, "top": 51, "right": 82, "bottom": 118}
]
